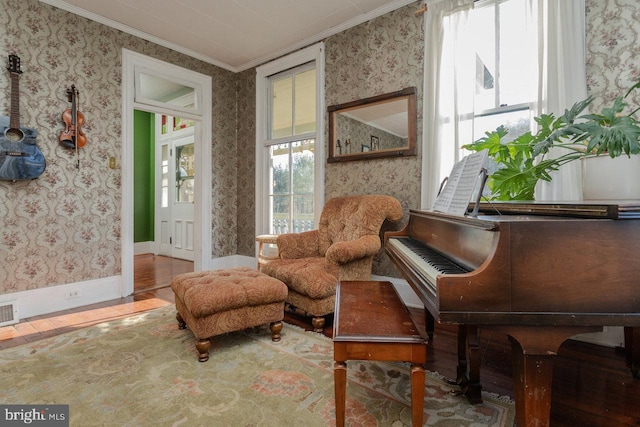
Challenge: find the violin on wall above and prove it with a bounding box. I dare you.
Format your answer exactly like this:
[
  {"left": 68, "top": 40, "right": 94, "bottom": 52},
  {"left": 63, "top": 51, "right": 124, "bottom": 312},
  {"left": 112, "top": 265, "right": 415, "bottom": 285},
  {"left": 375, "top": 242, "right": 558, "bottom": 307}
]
[{"left": 59, "top": 85, "right": 86, "bottom": 168}]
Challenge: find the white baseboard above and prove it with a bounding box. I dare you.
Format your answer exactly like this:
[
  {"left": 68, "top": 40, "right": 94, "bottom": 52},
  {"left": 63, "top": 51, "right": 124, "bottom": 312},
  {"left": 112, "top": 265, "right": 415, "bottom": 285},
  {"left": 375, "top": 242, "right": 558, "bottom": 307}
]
[
  {"left": 573, "top": 326, "right": 624, "bottom": 348},
  {"left": 210, "top": 254, "right": 256, "bottom": 270},
  {"left": 3, "top": 255, "right": 253, "bottom": 322},
  {"left": 134, "top": 241, "right": 154, "bottom": 255},
  {"left": 5, "top": 276, "right": 122, "bottom": 320}
]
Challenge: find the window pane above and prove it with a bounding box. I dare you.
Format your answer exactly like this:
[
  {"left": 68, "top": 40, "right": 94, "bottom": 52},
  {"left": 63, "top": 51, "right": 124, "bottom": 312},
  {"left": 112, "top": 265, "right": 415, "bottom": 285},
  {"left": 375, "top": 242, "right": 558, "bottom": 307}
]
[
  {"left": 473, "top": 109, "right": 531, "bottom": 143},
  {"left": 293, "top": 194, "right": 314, "bottom": 232},
  {"left": 176, "top": 143, "right": 195, "bottom": 203},
  {"left": 473, "top": 5, "right": 496, "bottom": 111},
  {"left": 498, "top": 0, "right": 533, "bottom": 106},
  {"left": 268, "top": 139, "right": 315, "bottom": 233},
  {"left": 161, "top": 145, "right": 169, "bottom": 208},
  {"left": 270, "top": 143, "right": 290, "bottom": 195},
  {"left": 292, "top": 139, "right": 315, "bottom": 194},
  {"left": 473, "top": 0, "right": 535, "bottom": 110},
  {"left": 271, "top": 195, "right": 290, "bottom": 233},
  {"left": 174, "top": 116, "right": 195, "bottom": 132},
  {"left": 271, "top": 77, "right": 293, "bottom": 139},
  {"left": 294, "top": 69, "right": 316, "bottom": 134},
  {"left": 161, "top": 115, "right": 169, "bottom": 135}
]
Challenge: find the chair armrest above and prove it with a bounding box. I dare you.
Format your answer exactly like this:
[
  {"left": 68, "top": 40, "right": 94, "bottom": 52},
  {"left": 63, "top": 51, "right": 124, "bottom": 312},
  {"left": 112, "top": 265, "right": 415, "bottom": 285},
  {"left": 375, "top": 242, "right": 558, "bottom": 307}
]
[
  {"left": 325, "top": 235, "right": 381, "bottom": 265},
  {"left": 277, "top": 230, "right": 320, "bottom": 259}
]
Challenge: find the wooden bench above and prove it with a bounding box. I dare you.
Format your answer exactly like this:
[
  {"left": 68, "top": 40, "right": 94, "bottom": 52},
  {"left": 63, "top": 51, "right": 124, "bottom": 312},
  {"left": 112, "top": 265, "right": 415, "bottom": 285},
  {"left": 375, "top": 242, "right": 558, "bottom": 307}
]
[{"left": 333, "top": 280, "right": 427, "bottom": 427}]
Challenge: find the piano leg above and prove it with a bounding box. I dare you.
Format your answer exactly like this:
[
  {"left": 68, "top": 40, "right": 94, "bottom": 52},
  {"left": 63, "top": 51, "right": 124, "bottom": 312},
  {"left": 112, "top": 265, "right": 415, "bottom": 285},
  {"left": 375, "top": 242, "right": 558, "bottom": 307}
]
[
  {"left": 455, "top": 324, "right": 483, "bottom": 404},
  {"left": 495, "top": 325, "right": 601, "bottom": 427},
  {"left": 624, "top": 326, "right": 640, "bottom": 379},
  {"left": 425, "top": 310, "right": 434, "bottom": 342}
]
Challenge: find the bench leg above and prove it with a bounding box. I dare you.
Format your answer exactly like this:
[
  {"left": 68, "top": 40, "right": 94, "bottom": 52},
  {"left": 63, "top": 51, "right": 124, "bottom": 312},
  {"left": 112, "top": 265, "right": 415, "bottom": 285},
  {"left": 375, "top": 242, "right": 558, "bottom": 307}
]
[
  {"left": 270, "top": 321, "right": 283, "bottom": 342},
  {"left": 196, "top": 338, "right": 211, "bottom": 362},
  {"left": 410, "top": 363, "right": 426, "bottom": 427},
  {"left": 334, "top": 360, "right": 347, "bottom": 427}
]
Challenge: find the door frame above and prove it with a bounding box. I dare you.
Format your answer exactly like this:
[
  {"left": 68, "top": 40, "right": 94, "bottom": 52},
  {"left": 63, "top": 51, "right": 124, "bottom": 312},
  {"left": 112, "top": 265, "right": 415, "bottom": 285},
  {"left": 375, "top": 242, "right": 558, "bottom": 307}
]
[{"left": 121, "top": 49, "right": 212, "bottom": 296}]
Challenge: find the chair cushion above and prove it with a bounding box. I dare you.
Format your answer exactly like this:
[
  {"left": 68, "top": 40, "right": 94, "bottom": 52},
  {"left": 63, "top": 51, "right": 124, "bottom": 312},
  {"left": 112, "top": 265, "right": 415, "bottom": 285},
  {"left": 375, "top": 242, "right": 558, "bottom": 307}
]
[
  {"left": 171, "top": 267, "right": 288, "bottom": 318},
  {"left": 318, "top": 195, "right": 404, "bottom": 255},
  {"left": 260, "top": 257, "right": 337, "bottom": 300}
]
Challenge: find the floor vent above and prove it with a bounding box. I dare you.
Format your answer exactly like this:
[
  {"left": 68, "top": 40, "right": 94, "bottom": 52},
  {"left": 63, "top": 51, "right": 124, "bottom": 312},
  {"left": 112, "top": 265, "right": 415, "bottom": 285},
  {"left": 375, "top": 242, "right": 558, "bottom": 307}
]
[{"left": 0, "top": 301, "right": 18, "bottom": 327}]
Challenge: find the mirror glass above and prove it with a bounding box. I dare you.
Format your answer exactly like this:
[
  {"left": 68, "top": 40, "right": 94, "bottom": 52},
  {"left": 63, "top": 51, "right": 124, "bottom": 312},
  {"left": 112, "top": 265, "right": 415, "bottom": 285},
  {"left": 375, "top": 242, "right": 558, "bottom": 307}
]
[{"left": 328, "top": 87, "right": 416, "bottom": 162}]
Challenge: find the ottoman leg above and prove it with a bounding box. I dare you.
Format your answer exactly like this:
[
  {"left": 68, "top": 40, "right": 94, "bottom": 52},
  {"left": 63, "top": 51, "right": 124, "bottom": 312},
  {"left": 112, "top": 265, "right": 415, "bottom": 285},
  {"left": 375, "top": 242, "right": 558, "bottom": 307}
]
[
  {"left": 196, "top": 338, "right": 211, "bottom": 362},
  {"left": 270, "top": 321, "right": 283, "bottom": 342},
  {"left": 176, "top": 312, "right": 186, "bottom": 330}
]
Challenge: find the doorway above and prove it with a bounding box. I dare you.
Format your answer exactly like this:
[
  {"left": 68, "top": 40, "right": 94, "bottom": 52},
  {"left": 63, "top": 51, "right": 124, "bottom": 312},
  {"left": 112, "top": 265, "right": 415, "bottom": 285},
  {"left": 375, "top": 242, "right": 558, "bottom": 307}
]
[
  {"left": 156, "top": 118, "right": 195, "bottom": 261},
  {"left": 122, "top": 49, "right": 212, "bottom": 297}
]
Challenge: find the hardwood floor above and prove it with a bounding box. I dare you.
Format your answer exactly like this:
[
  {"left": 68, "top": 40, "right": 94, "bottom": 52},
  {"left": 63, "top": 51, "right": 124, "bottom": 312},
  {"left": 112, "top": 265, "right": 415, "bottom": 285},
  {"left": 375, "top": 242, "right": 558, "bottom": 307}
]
[
  {"left": 1, "top": 256, "right": 639, "bottom": 426},
  {"left": 133, "top": 253, "right": 194, "bottom": 293}
]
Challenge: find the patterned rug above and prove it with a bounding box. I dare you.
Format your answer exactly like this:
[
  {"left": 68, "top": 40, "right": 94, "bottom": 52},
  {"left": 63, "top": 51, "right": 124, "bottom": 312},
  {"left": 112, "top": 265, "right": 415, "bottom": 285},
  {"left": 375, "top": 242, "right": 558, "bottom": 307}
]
[{"left": 0, "top": 306, "right": 514, "bottom": 426}]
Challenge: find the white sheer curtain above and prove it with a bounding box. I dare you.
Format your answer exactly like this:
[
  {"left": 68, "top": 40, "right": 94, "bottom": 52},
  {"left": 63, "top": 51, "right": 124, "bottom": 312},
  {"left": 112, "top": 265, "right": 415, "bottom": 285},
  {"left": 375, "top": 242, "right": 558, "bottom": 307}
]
[
  {"left": 533, "top": 0, "right": 588, "bottom": 200},
  {"left": 421, "top": 0, "right": 588, "bottom": 208},
  {"left": 421, "top": 0, "right": 475, "bottom": 209}
]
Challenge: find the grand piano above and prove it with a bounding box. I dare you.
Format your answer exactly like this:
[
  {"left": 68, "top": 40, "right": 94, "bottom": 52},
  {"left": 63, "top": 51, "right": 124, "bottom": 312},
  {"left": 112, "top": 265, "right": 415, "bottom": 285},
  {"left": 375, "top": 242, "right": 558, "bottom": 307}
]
[{"left": 384, "top": 201, "right": 640, "bottom": 427}]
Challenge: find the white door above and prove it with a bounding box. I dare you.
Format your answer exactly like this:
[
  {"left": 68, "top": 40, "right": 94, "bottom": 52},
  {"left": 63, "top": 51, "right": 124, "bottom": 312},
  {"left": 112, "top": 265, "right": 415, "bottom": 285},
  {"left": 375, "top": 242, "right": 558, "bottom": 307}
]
[{"left": 156, "top": 130, "right": 195, "bottom": 261}]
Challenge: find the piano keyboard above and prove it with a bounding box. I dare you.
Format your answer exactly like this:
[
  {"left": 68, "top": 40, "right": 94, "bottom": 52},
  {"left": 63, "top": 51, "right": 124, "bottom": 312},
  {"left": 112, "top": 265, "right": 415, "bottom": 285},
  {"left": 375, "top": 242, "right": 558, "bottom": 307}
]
[{"left": 387, "top": 237, "right": 469, "bottom": 291}]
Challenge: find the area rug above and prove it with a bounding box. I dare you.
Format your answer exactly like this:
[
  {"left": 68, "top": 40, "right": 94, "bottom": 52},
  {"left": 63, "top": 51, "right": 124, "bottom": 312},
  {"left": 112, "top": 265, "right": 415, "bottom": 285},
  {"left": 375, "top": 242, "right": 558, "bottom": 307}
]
[{"left": 0, "top": 306, "right": 514, "bottom": 426}]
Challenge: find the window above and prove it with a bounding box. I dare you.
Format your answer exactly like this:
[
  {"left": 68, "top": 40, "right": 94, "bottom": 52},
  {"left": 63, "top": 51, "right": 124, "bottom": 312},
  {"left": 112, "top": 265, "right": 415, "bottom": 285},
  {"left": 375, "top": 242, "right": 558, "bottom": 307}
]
[
  {"left": 423, "top": 0, "right": 586, "bottom": 207},
  {"left": 470, "top": 0, "right": 535, "bottom": 143},
  {"left": 256, "top": 43, "right": 325, "bottom": 236},
  {"left": 267, "top": 66, "right": 316, "bottom": 233}
]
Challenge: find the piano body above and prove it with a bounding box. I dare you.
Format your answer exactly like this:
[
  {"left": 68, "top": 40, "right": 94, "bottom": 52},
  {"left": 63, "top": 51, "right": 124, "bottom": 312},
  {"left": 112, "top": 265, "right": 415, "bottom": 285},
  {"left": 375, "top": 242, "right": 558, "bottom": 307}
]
[{"left": 384, "top": 202, "right": 640, "bottom": 427}]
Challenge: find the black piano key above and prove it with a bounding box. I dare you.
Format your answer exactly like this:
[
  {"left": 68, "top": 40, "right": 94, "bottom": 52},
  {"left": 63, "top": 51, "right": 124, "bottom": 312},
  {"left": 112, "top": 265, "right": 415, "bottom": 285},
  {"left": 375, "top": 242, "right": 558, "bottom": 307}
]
[{"left": 402, "top": 238, "right": 468, "bottom": 275}]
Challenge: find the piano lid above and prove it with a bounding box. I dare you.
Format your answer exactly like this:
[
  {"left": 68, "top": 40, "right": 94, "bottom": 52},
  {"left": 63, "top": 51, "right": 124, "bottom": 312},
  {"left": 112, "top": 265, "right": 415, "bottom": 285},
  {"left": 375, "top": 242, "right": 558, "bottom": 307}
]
[{"left": 470, "top": 200, "right": 640, "bottom": 219}]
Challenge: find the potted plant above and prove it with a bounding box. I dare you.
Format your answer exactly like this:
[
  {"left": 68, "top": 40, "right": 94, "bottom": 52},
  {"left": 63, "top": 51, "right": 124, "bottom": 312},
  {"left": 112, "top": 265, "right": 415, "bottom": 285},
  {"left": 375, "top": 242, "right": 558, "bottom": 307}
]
[{"left": 463, "top": 80, "right": 640, "bottom": 200}]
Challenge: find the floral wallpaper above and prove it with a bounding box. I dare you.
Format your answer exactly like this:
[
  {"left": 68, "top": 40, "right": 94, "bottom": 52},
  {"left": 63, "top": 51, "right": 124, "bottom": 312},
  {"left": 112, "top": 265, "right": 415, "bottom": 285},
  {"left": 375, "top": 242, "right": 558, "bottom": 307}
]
[
  {"left": 0, "top": 0, "right": 237, "bottom": 294},
  {"left": 324, "top": 4, "right": 424, "bottom": 277},
  {"left": 236, "top": 68, "right": 257, "bottom": 257},
  {"left": 585, "top": 0, "right": 640, "bottom": 113}
]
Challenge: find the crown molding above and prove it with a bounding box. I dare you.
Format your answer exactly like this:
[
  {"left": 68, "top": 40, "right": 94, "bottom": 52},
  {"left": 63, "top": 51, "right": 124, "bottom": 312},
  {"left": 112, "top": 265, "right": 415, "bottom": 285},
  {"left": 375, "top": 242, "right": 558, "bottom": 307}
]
[
  {"left": 38, "top": 0, "right": 238, "bottom": 72},
  {"left": 39, "top": 0, "right": 419, "bottom": 73},
  {"left": 237, "top": 0, "right": 418, "bottom": 71}
]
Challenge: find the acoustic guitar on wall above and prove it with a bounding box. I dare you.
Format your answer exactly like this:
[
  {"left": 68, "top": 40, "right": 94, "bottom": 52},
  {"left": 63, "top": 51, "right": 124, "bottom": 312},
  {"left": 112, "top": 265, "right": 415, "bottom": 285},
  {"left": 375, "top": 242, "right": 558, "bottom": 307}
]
[{"left": 0, "top": 52, "right": 46, "bottom": 181}]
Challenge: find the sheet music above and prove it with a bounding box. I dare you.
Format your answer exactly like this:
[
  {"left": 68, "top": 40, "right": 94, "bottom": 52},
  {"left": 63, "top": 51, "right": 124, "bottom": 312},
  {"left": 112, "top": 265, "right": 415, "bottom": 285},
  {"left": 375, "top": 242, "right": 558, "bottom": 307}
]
[{"left": 431, "top": 150, "right": 488, "bottom": 216}]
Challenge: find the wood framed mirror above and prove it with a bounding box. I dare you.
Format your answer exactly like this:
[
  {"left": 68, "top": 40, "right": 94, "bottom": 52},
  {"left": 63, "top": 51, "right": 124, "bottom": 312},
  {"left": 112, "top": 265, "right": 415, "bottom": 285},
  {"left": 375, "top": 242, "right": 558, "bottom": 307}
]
[{"left": 328, "top": 87, "right": 417, "bottom": 163}]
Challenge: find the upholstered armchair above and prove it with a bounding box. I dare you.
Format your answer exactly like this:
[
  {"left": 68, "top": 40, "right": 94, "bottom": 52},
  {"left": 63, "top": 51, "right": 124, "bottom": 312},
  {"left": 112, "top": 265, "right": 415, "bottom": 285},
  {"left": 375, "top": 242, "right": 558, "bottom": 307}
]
[{"left": 260, "top": 194, "right": 404, "bottom": 332}]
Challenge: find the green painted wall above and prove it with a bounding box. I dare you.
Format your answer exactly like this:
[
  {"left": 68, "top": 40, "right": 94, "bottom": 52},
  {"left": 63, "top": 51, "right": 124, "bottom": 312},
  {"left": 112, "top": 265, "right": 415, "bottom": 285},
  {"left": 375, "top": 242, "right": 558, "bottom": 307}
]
[{"left": 133, "top": 110, "right": 155, "bottom": 243}]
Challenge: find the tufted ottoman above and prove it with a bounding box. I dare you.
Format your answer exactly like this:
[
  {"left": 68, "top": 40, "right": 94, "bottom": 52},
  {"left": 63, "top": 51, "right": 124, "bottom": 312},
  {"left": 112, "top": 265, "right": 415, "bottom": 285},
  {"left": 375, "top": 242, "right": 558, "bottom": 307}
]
[{"left": 171, "top": 267, "right": 288, "bottom": 362}]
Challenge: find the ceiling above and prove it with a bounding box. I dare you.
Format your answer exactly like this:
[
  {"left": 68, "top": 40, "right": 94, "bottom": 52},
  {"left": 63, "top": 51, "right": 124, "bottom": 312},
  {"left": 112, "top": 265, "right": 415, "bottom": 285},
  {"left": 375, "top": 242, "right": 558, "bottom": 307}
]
[{"left": 40, "top": 0, "right": 419, "bottom": 72}]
